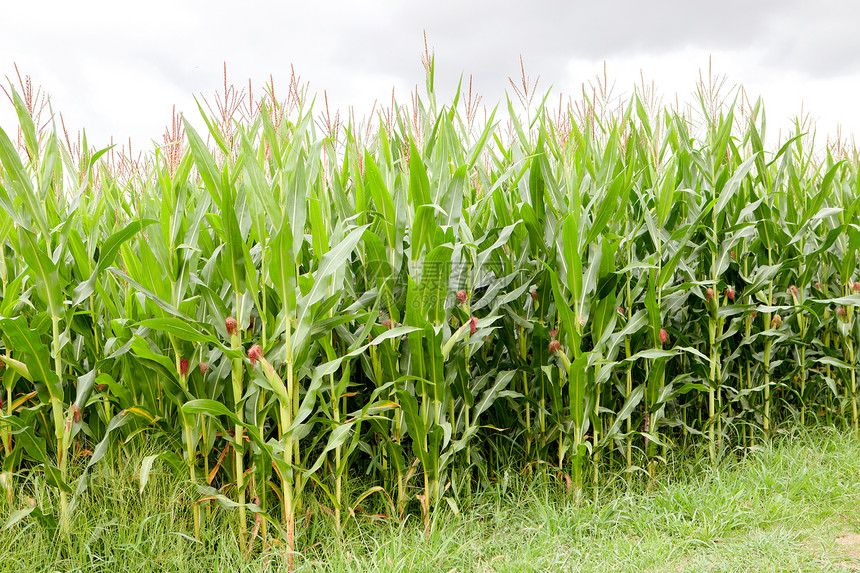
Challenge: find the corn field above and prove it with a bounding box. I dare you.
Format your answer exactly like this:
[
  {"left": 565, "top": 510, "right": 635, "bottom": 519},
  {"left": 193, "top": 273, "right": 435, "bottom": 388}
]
[{"left": 1, "top": 62, "right": 860, "bottom": 563}]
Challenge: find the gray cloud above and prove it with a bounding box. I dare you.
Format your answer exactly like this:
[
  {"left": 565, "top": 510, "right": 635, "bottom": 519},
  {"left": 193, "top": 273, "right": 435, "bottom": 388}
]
[
  {"left": 2, "top": 0, "right": 859, "bottom": 147},
  {"left": 762, "top": 1, "right": 860, "bottom": 78},
  {"left": 324, "top": 1, "right": 780, "bottom": 70}
]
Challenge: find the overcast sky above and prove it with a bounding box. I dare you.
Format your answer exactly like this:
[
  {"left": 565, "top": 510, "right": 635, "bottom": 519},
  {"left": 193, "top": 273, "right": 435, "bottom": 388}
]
[{"left": 2, "top": 0, "right": 859, "bottom": 155}]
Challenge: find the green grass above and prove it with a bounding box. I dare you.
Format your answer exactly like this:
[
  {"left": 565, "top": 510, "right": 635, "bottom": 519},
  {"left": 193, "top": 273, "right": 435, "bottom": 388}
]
[{"left": 3, "top": 425, "right": 860, "bottom": 572}]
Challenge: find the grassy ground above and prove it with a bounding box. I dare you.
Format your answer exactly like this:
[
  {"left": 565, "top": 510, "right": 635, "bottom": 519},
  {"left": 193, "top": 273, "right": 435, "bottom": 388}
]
[{"left": 2, "top": 426, "right": 860, "bottom": 572}]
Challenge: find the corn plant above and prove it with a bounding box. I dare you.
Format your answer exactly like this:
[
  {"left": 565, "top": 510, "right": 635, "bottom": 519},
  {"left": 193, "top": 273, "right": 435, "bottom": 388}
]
[{"left": 1, "top": 62, "right": 860, "bottom": 567}]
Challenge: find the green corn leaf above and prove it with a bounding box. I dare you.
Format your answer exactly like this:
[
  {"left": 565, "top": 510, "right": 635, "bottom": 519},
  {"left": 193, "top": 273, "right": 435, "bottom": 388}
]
[
  {"left": 474, "top": 370, "right": 516, "bottom": 419},
  {"left": 0, "top": 317, "right": 60, "bottom": 400},
  {"left": 602, "top": 384, "right": 645, "bottom": 441},
  {"left": 220, "top": 181, "right": 247, "bottom": 297},
  {"left": 0, "top": 127, "right": 49, "bottom": 238},
  {"left": 408, "top": 140, "right": 431, "bottom": 209},
  {"left": 292, "top": 224, "right": 369, "bottom": 360},
  {"left": 364, "top": 152, "right": 397, "bottom": 246},
  {"left": 543, "top": 262, "right": 578, "bottom": 351},
  {"left": 183, "top": 119, "right": 222, "bottom": 204},
  {"left": 139, "top": 454, "right": 161, "bottom": 494},
  {"left": 8, "top": 86, "right": 38, "bottom": 160},
  {"left": 715, "top": 155, "right": 757, "bottom": 215},
  {"left": 72, "top": 219, "right": 156, "bottom": 305},
  {"left": 17, "top": 227, "right": 63, "bottom": 318},
  {"left": 107, "top": 268, "right": 192, "bottom": 321},
  {"left": 569, "top": 353, "right": 590, "bottom": 429},
  {"left": 416, "top": 245, "right": 453, "bottom": 325},
  {"left": 395, "top": 388, "right": 427, "bottom": 463}
]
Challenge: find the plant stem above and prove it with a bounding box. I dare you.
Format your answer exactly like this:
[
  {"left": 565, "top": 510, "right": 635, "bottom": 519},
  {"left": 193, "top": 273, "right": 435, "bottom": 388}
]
[
  {"left": 230, "top": 328, "right": 247, "bottom": 547},
  {"left": 51, "top": 315, "right": 70, "bottom": 534}
]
